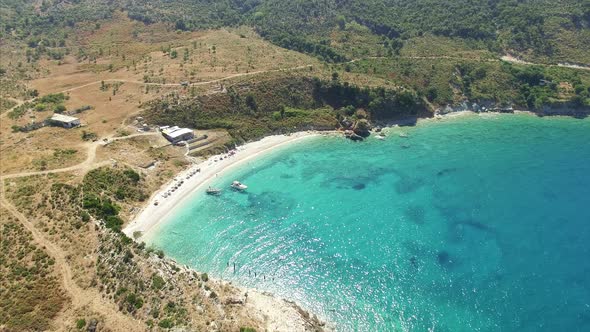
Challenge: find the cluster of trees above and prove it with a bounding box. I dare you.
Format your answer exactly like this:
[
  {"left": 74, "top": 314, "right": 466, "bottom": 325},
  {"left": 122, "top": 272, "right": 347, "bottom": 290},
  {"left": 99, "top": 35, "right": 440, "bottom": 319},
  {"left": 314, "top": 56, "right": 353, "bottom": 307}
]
[
  {"left": 507, "top": 65, "right": 590, "bottom": 109},
  {"left": 311, "top": 77, "right": 424, "bottom": 118},
  {"left": 4, "top": 0, "right": 587, "bottom": 64},
  {"left": 7, "top": 93, "right": 68, "bottom": 119},
  {"left": 266, "top": 33, "right": 347, "bottom": 63},
  {"left": 143, "top": 76, "right": 425, "bottom": 142},
  {"left": 82, "top": 167, "right": 146, "bottom": 231},
  {"left": 1, "top": 0, "right": 111, "bottom": 63}
]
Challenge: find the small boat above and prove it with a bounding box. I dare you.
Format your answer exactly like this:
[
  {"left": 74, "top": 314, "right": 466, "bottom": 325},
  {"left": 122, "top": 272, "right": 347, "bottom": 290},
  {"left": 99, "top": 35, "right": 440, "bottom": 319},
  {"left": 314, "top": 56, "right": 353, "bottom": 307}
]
[
  {"left": 206, "top": 187, "right": 222, "bottom": 195},
  {"left": 231, "top": 181, "right": 248, "bottom": 191}
]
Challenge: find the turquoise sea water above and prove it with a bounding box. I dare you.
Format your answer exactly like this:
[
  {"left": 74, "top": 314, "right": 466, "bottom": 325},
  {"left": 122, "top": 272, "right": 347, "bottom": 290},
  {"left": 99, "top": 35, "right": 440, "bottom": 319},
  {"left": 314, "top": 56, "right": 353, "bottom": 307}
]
[{"left": 147, "top": 114, "right": 590, "bottom": 331}]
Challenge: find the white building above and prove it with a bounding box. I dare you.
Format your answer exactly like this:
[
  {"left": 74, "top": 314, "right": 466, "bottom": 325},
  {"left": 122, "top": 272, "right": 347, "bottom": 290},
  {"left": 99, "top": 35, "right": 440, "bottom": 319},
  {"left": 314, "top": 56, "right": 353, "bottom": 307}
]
[
  {"left": 161, "top": 126, "right": 194, "bottom": 143},
  {"left": 50, "top": 114, "right": 81, "bottom": 128}
]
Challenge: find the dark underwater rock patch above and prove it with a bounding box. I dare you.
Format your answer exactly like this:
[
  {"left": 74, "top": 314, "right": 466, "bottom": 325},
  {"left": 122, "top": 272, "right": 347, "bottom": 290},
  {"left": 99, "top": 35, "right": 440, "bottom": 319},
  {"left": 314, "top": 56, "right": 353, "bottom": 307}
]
[
  {"left": 246, "top": 191, "right": 296, "bottom": 219},
  {"left": 437, "top": 250, "right": 453, "bottom": 267},
  {"left": 437, "top": 168, "right": 458, "bottom": 177},
  {"left": 405, "top": 205, "right": 426, "bottom": 225},
  {"left": 449, "top": 220, "right": 496, "bottom": 243},
  {"left": 352, "top": 183, "right": 366, "bottom": 190},
  {"left": 395, "top": 177, "right": 425, "bottom": 194}
]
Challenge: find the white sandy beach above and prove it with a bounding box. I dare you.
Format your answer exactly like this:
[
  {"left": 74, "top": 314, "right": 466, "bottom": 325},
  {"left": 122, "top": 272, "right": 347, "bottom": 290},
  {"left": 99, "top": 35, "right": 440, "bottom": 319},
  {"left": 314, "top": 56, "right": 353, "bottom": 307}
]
[
  {"left": 122, "top": 110, "right": 540, "bottom": 331},
  {"left": 124, "top": 110, "right": 542, "bottom": 240},
  {"left": 123, "top": 131, "right": 325, "bottom": 240},
  {"left": 122, "top": 131, "right": 331, "bottom": 331}
]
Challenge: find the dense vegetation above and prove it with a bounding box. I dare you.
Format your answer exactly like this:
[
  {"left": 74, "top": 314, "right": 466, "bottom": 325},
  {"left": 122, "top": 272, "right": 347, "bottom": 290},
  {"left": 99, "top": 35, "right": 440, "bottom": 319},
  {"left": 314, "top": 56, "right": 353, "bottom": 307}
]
[
  {"left": 143, "top": 76, "right": 426, "bottom": 142},
  {"left": 1, "top": 0, "right": 589, "bottom": 112},
  {"left": 2, "top": 0, "right": 588, "bottom": 64},
  {"left": 82, "top": 167, "right": 147, "bottom": 232},
  {"left": 122, "top": 0, "right": 590, "bottom": 64},
  {"left": 344, "top": 57, "right": 590, "bottom": 109}
]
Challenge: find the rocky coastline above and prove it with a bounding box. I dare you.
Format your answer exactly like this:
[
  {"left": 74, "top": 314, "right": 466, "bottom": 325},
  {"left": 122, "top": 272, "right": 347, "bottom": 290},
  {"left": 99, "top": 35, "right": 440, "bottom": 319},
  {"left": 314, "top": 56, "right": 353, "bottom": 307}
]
[{"left": 339, "top": 100, "right": 589, "bottom": 141}]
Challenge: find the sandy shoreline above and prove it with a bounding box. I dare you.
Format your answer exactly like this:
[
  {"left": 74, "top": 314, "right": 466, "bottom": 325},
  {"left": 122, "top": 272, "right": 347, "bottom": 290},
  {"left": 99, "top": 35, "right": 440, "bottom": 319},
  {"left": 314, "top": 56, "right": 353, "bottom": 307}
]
[
  {"left": 123, "top": 131, "right": 327, "bottom": 240},
  {"left": 122, "top": 109, "right": 549, "bottom": 331},
  {"left": 123, "top": 131, "right": 332, "bottom": 331},
  {"left": 124, "top": 109, "right": 546, "bottom": 239}
]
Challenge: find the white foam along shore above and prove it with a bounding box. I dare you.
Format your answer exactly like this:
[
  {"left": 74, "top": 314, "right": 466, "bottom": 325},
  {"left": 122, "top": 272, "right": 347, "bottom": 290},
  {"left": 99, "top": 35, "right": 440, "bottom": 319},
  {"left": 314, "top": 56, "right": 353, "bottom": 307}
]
[{"left": 123, "top": 131, "right": 325, "bottom": 240}]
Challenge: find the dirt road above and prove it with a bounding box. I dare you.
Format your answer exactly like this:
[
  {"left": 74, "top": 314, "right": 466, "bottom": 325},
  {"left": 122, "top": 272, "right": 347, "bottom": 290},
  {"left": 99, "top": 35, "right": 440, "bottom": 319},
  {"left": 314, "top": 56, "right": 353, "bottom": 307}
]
[{"left": 0, "top": 188, "right": 142, "bottom": 331}]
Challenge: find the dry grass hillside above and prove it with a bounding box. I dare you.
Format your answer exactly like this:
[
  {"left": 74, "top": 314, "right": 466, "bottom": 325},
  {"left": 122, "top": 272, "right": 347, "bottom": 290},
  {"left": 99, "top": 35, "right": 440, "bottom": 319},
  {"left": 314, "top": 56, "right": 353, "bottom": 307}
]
[
  {"left": 0, "top": 13, "right": 325, "bottom": 177},
  {"left": 0, "top": 13, "right": 330, "bottom": 330}
]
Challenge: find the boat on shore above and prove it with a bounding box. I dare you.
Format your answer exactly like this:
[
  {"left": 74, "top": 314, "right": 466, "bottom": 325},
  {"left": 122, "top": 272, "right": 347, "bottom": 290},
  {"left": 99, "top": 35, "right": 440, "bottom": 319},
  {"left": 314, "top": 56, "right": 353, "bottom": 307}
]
[
  {"left": 231, "top": 181, "right": 248, "bottom": 191},
  {"left": 206, "top": 187, "right": 222, "bottom": 195}
]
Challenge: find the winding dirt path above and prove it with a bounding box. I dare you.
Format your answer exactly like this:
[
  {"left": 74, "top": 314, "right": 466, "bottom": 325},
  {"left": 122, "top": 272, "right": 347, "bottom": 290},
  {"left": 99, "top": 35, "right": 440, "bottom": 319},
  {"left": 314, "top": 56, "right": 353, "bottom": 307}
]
[
  {"left": 59, "top": 64, "right": 314, "bottom": 93},
  {"left": 0, "top": 98, "right": 25, "bottom": 120},
  {"left": 0, "top": 188, "right": 142, "bottom": 331},
  {"left": 0, "top": 132, "right": 159, "bottom": 330},
  {"left": 0, "top": 132, "right": 158, "bottom": 180},
  {"left": 501, "top": 55, "right": 590, "bottom": 71},
  {"left": 349, "top": 54, "right": 590, "bottom": 70}
]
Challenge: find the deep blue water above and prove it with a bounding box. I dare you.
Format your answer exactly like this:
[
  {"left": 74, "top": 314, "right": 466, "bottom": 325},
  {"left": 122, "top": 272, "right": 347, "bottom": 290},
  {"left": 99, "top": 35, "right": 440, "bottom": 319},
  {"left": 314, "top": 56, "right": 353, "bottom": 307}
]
[{"left": 147, "top": 114, "right": 590, "bottom": 331}]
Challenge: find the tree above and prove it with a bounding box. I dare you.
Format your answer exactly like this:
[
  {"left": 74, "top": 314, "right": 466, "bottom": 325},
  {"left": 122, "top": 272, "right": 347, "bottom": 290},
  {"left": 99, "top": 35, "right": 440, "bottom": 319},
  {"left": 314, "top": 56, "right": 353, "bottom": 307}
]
[
  {"left": 336, "top": 15, "right": 346, "bottom": 30},
  {"left": 245, "top": 94, "right": 257, "bottom": 110},
  {"left": 54, "top": 104, "right": 66, "bottom": 113},
  {"left": 175, "top": 20, "right": 187, "bottom": 31}
]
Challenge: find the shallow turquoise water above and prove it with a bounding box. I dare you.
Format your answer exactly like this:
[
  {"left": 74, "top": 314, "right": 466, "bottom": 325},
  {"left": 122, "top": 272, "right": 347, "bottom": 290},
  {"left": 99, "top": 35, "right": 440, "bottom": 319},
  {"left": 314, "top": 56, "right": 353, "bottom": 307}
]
[{"left": 148, "top": 114, "right": 590, "bottom": 331}]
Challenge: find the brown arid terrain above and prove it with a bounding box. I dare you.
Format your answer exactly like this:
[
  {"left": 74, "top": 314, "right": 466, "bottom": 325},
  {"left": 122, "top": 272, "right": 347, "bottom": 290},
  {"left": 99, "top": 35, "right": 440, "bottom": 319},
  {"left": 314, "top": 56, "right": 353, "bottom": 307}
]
[{"left": 0, "top": 15, "right": 329, "bottom": 332}]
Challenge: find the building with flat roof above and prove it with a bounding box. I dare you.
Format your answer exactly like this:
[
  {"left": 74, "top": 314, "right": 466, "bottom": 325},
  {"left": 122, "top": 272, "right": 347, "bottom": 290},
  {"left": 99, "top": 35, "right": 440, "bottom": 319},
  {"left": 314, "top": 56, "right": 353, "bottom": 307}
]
[
  {"left": 50, "top": 114, "right": 80, "bottom": 128},
  {"left": 162, "top": 126, "right": 194, "bottom": 143}
]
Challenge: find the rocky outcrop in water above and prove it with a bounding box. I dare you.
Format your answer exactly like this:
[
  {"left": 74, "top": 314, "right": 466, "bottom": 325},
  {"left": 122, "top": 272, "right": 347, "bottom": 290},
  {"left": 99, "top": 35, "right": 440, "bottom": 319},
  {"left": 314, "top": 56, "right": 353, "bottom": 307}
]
[
  {"left": 341, "top": 117, "right": 373, "bottom": 141},
  {"left": 344, "top": 130, "right": 364, "bottom": 141},
  {"left": 353, "top": 119, "right": 372, "bottom": 137}
]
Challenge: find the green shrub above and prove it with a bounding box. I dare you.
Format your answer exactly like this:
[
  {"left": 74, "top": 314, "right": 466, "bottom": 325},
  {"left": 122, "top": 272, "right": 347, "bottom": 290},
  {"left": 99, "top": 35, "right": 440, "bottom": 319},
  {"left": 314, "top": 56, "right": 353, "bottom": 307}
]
[
  {"left": 38, "top": 93, "right": 67, "bottom": 104},
  {"left": 156, "top": 250, "right": 165, "bottom": 259},
  {"left": 152, "top": 274, "right": 166, "bottom": 290},
  {"left": 80, "top": 211, "right": 90, "bottom": 222},
  {"left": 123, "top": 169, "right": 140, "bottom": 183},
  {"left": 34, "top": 103, "right": 47, "bottom": 112},
  {"left": 105, "top": 216, "right": 123, "bottom": 231},
  {"left": 126, "top": 293, "right": 143, "bottom": 310},
  {"left": 54, "top": 104, "right": 66, "bottom": 113},
  {"left": 158, "top": 319, "right": 174, "bottom": 329},
  {"left": 81, "top": 131, "right": 98, "bottom": 141},
  {"left": 76, "top": 319, "right": 86, "bottom": 329}
]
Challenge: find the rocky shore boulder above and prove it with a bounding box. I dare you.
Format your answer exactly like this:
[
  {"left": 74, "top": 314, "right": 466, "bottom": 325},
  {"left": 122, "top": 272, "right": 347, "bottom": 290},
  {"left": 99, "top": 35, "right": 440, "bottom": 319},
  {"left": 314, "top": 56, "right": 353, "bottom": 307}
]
[
  {"left": 344, "top": 130, "right": 364, "bottom": 141},
  {"left": 353, "top": 119, "right": 372, "bottom": 137},
  {"left": 340, "top": 117, "right": 354, "bottom": 129}
]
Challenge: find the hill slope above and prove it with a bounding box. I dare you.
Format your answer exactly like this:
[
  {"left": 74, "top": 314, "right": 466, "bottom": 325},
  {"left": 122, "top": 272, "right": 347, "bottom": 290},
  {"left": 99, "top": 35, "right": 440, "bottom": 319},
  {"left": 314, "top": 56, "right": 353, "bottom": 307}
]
[{"left": 2, "top": 0, "right": 589, "bottom": 64}]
